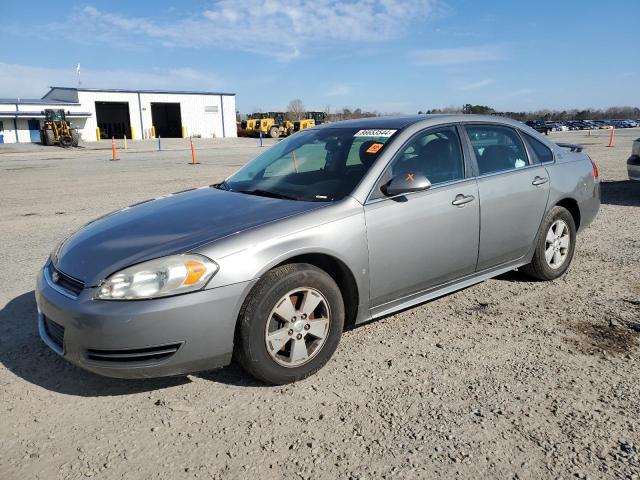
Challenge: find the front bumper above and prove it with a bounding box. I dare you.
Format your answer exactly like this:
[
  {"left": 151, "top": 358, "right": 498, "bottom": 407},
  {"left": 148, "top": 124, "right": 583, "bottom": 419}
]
[
  {"left": 628, "top": 155, "right": 640, "bottom": 181},
  {"left": 35, "top": 265, "right": 251, "bottom": 378}
]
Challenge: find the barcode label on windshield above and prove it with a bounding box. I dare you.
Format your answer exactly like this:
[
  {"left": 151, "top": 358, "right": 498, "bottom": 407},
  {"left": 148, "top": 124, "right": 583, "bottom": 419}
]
[{"left": 354, "top": 129, "right": 397, "bottom": 138}]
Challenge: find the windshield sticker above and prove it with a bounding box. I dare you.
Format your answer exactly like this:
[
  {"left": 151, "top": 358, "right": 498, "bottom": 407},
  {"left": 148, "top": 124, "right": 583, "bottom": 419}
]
[
  {"left": 366, "top": 142, "right": 384, "bottom": 154},
  {"left": 354, "top": 129, "right": 397, "bottom": 138}
]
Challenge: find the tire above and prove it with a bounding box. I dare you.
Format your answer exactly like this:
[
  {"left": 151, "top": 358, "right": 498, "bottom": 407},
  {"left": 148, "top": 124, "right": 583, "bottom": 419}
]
[
  {"left": 269, "top": 126, "right": 280, "bottom": 139},
  {"left": 522, "top": 206, "right": 576, "bottom": 281},
  {"left": 60, "top": 135, "right": 72, "bottom": 147},
  {"left": 71, "top": 131, "right": 80, "bottom": 147},
  {"left": 235, "top": 263, "right": 344, "bottom": 384},
  {"left": 44, "top": 129, "right": 55, "bottom": 146}
]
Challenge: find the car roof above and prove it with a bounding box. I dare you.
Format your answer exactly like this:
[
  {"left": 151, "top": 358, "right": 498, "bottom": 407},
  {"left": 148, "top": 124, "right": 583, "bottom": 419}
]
[{"left": 314, "top": 114, "right": 528, "bottom": 131}]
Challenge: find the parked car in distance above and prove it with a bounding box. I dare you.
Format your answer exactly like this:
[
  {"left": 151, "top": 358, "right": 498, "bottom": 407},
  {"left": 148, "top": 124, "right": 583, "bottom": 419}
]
[
  {"left": 628, "top": 137, "right": 640, "bottom": 181},
  {"left": 36, "top": 115, "right": 601, "bottom": 384},
  {"left": 526, "top": 120, "right": 550, "bottom": 135}
]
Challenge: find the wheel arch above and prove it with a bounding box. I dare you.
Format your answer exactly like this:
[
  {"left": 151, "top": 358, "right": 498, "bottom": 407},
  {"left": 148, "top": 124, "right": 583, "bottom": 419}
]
[
  {"left": 554, "top": 197, "right": 581, "bottom": 231},
  {"left": 235, "top": 250, "right": 361, "bottom": 331},
  {"left": 274, "top": 253, "right": 360, "bottom": 329}
]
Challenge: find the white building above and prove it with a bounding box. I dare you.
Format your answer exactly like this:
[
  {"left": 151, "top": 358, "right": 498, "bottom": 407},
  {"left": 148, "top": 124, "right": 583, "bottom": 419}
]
[{"left": 0, "top": 87, "right": 237, "bottom": 144}]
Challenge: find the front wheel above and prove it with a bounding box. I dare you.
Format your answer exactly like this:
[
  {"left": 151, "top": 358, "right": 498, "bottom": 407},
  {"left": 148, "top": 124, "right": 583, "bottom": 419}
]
[
  {"left": 44, "top": 129, "right": 55, "bottom": 146},
  {"left": 522, "top": 206, "right": 576, "bottom": 281},
  {"left": 235, "top": 263, "right": 344, "bottom": 384},
  {"left": 269, "top": 126, "right": 280, "bottom": 139}
]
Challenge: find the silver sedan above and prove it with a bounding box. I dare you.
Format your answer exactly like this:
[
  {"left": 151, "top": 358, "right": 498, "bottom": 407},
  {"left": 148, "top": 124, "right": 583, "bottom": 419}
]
[{"left": 36, "top": 115, "right": 600, "bottom": 384}]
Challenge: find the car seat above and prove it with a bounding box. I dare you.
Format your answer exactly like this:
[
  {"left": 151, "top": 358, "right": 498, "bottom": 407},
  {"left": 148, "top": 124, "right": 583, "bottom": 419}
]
[{"left": 479, "top": 145, "right": 515, "bottom": 174}]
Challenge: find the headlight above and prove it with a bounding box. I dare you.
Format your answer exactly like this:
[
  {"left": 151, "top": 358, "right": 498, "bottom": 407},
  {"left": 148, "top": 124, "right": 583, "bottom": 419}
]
[{"left": 96, "top": 254, "right": 218, "bottom": 300}]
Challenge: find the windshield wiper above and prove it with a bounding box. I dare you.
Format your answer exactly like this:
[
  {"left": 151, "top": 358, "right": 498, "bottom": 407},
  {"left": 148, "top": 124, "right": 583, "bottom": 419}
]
[
  {"left": 213, "top": 180, "right": 230, "bottom": 190},
  {"left": 237, "top": 189, "right": 298, "bottom": 201}
]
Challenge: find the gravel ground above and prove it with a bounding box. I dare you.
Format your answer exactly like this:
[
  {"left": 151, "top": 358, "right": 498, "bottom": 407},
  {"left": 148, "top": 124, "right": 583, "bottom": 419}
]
[{"left": 1, "top": 129, "right": 639, "bottom": 480}]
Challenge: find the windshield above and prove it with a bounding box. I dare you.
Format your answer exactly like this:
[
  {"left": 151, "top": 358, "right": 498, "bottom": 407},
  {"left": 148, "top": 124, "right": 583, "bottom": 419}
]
[{"left": 224, "top": 127, "right": 398, "bottom": 201}]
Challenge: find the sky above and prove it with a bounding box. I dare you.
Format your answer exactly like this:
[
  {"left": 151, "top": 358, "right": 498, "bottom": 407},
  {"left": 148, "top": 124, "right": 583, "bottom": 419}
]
[{"left": 1, "top": 0, "right": 638, "bottom": 114}]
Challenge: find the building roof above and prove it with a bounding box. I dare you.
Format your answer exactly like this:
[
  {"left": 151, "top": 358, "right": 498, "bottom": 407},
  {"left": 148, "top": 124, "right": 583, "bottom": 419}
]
[{"left": 44, "top": 86, "right": 236, "bottom": 97}]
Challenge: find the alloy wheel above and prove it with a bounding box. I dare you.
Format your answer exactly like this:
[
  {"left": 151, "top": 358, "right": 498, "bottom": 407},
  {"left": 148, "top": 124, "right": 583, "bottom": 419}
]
[
  {"left": 545, "top": 219, "right": 570, "bottom": 269},
  {"left": 264, "top": 287, "right": 331, "bottom": 367}
]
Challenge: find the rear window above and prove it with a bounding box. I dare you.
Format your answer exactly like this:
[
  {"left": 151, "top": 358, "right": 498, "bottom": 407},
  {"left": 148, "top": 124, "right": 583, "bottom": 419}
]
[{"left": 522, "top": 132, "right": 554, "bottom": 163}]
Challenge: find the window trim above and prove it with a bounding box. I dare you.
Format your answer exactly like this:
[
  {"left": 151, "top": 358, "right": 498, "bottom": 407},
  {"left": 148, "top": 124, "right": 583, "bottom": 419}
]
[
  {"left": 365, "top": 122, "right": 471, "bottom": 203},
  {"left": 518, "top": 129, "right": 556, "bottom": 165},
  {"left": 462, "top": 122, "right": 534, "bottom": 178}
]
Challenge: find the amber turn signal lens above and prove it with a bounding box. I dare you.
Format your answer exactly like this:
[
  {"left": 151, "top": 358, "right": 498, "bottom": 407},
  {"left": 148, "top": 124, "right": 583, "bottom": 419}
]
[{"left": 183, "top": 260, "right": 207, "bottom": 285}]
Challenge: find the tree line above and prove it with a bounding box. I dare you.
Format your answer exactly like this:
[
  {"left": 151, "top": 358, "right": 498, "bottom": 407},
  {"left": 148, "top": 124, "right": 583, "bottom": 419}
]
[
  {"left": 237, "top": 100, "right": 639, "bottom": 122},
  {"left": 421, "top": 104, "right": 640, "bottom": 121}
]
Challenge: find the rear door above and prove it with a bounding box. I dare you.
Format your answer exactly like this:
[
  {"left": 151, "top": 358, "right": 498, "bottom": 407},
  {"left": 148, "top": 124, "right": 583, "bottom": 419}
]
[{"left": 463, "top": 124, "right": 550, "bottom": 271}]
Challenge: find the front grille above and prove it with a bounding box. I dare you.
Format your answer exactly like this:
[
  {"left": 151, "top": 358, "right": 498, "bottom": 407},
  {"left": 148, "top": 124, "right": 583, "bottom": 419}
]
[
  {"left": 86, "top": 343, "right": 182, "bottom": 364},
  {"left": 48, "top": 263, "right": 84, "bottom": 296},
  {"left": 44, "top": 317, "right": 65, "bottom": 349}
]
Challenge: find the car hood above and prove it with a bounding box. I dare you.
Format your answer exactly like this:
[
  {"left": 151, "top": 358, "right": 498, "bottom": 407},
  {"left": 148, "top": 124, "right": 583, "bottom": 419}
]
[{"left": 54, "top": 187, "right": 325, "bottom": 286}]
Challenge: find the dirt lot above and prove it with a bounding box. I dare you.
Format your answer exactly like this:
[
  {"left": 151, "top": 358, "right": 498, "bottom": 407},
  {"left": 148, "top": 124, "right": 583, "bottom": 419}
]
[{"left": 1, "top": 129, "right": 639, "bottom": 480}]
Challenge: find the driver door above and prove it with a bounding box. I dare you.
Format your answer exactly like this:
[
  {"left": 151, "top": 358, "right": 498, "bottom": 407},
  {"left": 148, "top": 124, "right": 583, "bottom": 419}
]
[{"left": 364, "top": 125, "right": 480, "bottom": 308}]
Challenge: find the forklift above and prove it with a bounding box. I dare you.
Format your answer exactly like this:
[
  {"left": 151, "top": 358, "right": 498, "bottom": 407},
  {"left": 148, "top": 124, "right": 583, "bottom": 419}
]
[{"left": 40, "top": 109, "right": 80, "bottom": 147}]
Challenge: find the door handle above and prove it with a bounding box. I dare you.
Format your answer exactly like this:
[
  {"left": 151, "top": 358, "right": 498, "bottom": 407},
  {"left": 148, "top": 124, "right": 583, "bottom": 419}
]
[
  {"left": 452, "top": 194, "right": 475, "bottom": 206},
  {"left": 532, "top": 176, "right": 549, "bottom": 186}
]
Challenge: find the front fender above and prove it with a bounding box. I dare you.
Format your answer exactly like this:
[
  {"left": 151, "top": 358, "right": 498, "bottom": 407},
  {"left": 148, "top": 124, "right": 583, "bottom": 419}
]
[{"left": 194, "top": 200, "right": 370, "bottom": 321}]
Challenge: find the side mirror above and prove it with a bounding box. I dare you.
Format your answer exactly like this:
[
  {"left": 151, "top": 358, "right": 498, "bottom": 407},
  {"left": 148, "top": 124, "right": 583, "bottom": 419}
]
[{"left": 382, "top": 173, "right": 431, "bottom": 196}]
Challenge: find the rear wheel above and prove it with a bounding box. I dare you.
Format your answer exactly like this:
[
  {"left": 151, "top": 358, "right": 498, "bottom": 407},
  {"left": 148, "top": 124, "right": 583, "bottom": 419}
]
[
  {"left": 522, "top": 206, "right": 576, "bottom": 281},
  {"left": 269, "top": 126, "right": 280, "bottom": 139},
  {"left": 235, "top": 263, "right": 344, "bottom": 384}
]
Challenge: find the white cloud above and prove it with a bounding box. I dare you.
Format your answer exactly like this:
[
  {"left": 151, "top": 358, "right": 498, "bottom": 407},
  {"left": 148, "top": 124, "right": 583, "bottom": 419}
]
[
  {"left": 7, "top": 1, "right": 438, "bottom": 60},
  {"left": 457, "top": 78, "right": 494, "bottom": 91},
  {"left": 502, "top": 88, "right": 534, "bottom": 98},
  {"left": 410, "top": 45, "right": 507, "bottom": 66},
  {"left": 0, "top": 63, "right": 224, "bottom": 98},
  {"left": 324, "top": 85, "right": 352, "bottom": 97}
]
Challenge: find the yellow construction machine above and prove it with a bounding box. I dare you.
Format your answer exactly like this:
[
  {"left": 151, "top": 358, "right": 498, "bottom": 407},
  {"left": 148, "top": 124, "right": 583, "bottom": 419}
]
[
  {"left": 293, "top": 111, "right": 328, "bottom": 133},
  {"left": 40, "top": 109, "right": 80, "bottom": 147},
  {"left": 237, "top": 112, "right": 266, "bottom": 137},
  {"left": 255, "top": 112, "right": 294, "bottom": 138}
]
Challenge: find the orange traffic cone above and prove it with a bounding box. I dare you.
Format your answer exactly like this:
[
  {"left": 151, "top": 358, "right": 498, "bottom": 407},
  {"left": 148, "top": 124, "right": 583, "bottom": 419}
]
[
  {"left": 607, "top": 127, "right": 614, "bottom": 147},
  {"left": 111, "top": 136, "right": 119, "bottom": 161}
]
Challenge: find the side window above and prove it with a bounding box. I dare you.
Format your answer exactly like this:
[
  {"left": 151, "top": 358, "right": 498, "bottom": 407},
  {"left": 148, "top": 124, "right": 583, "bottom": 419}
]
[
  {"left": 522, "top": 132, "right": 554, "bottom": 163},
  {"left": 388, "top": 126, "right": 465, "bottom": 186},
  {"left": 465, "top": 125, "right": 529, "bottom": 175}
]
